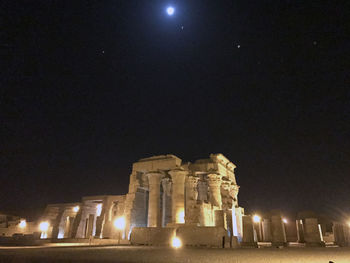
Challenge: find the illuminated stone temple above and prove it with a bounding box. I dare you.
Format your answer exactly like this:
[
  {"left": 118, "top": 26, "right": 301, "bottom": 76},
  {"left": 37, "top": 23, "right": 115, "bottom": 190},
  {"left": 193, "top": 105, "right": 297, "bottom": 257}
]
[{"left": 34, "top": 154, "right": 245, "bottom": 246}]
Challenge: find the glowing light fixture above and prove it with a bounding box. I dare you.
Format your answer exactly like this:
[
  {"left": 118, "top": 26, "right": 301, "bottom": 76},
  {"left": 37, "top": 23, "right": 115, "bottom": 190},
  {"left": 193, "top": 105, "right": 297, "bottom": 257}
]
[
  {"left": 282, "top": 218, "right": 288, "bottom": 224},
  {"left": 96, "top": 204, "right": 102, "bottom": 216},
  {"left": 73, "top": 206, "right": 80, "bottom": 212},
  {"left": 171, "top": 236, "right": 182, "bottom": 248},
  {"left": 253, "top": 215, "right": 261, "bottom": 223},
  {"left": 39, "top": 221, "right": 49, "bottom": 232},
  {"left": 348, "top": 221, "right": 350, "bottom": 227},
  {"left": 114, "top": 217, "right": 126, "bottom": 230},
  {"left": 166, "top": 6, "right": 175, "bottom": 16},
  {"left": 19, "top": 220, "right": 26, "bottom": 229}
]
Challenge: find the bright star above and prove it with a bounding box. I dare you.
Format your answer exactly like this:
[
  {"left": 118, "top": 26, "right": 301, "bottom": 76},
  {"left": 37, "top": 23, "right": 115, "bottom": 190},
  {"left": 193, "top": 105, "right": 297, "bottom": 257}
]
[{"left": 166, "top": 6, "right": 175, "bottom": 16}]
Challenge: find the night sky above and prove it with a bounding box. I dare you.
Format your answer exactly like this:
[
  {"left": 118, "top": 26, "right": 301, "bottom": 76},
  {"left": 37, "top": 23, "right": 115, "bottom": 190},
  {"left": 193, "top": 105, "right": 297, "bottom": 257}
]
[{"left": 1, "top": 1, "right": 350, "bottom": 220}]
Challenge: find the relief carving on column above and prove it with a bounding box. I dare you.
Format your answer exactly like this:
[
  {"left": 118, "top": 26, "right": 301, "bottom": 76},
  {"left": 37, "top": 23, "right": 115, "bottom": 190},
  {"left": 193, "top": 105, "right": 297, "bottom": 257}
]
[
  {"left": 187, "top": 175, "right": 199, "bottom": 201},
  {"left": 220, "top": 180, "right": 232, "bottom": 210},
  {"left": 207, "top": 173, "right": 222, "bottom": 208}
]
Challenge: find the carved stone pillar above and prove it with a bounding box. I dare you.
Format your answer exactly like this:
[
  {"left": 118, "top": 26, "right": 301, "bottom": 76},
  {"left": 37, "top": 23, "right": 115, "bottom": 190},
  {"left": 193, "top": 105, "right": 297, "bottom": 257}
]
[
  {"left": 208, "top": 173, "right": 222, "bottom": 209},
  {"left": 197, "top": 180, "right": 208, "bottom": 201},
  {"left": 146, "top": 172, "right": 163, "bottom": 227},
  {"left": 185, "top": 175, "right": 199, "bottom": 224},
  {"left": 169, "top": 169, "right": 187, "bottom": 224},
  {"left": 161, "top": 178, "right": 172, "bottom": 226},
  {"left": 220, "top": 180, "right": 231, "bottom": 210}
]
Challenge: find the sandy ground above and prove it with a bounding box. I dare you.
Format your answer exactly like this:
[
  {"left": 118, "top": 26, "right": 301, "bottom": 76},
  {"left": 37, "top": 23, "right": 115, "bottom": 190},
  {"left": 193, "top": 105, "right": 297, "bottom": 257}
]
[{"left": 0, "top": 245, "right": 350, "bottom": 263}]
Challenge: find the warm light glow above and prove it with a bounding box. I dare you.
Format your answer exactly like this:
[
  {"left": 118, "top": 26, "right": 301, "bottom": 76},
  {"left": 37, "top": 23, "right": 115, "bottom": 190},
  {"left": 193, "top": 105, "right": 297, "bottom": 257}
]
[
  {"left": 114, "top": 217, "right": 126, "bottom": 230},
  {"left": 39, "top": 221, "right": 50, "bottom": 232},
  {"left": 166, "top": 6, "right": 175, "bottom": 16},
  {"left": 348, "top": 221, "right": 350, "bottom": 227},
  {"left": 73, "top": 206, "right": 80, "bottom": 212},
  {"left": 253, "top": 215, "right": 261, "bottom": 223},
  {"left": 282, "top": 218, "right": 288, "bottom": 224},
  {"left": 177, "top": 210, "right": 185, "bottom": 223},
  {"left": 96, "top": 204, "right": 102, "bottom": 216},
  {"left": 171, "top": 236, "right": 182, "bottom": 248},
  {"left": 19, "top": 219, "right": 27, "bottom": 229}
]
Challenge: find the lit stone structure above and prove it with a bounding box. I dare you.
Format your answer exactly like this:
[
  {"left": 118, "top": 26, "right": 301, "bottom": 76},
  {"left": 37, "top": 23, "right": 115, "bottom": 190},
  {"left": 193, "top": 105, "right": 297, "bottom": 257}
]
[
  {"left": 37, "top": 153, "right": 243, "bottom": 245},
  {"left": 124, "top": 154, "right": 244, "bottom": 242}
]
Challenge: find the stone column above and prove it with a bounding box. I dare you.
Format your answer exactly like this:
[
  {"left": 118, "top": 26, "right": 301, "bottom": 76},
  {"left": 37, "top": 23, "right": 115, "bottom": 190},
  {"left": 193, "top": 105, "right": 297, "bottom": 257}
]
[
  {"left": 296, "top": 219, "right": 305, "bottom": 243},
  {"left": 169, "top": 169, "right": 187, "bottom": 224},
  {"left": 185, "top": 175, "right": 199, "bottom": 224},
  {"left": 197, "top": 180, "right": 208, "bottom": 201},
  {"left": 271, "top": 215, "right": 287, "bottom": 246},
  {"left": 207, "top": 173, "right": 222, "bottom": 209},
  {"left": 333, "top": 223, "right": 346, "bottom": 247},
  {"left": 241, "top": 215, "right": 258, "bottom": 247},
  {"left": 146, "top": 172, "right": 163, "bottom": 227},
  {"left": 51, "top": 207, "right": 65, "bottom": 239},
  {"left": 304, "top": 218, "right": 325, "bottom": 247},
  {"left": 186, "top": 176, "right": 199, "bottom": 203},
  {"left": 262, "top": 219, "right": 272, "bottom": 242},
  {"left": 161, "top": 178, "right": 172, "bottom": 226}
]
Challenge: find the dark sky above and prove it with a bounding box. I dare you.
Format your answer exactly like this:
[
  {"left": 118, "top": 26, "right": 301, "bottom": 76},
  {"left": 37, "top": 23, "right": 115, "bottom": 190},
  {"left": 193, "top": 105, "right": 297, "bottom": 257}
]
[{"left": 1, "top": 0, "right": 350, "bottom": 220}]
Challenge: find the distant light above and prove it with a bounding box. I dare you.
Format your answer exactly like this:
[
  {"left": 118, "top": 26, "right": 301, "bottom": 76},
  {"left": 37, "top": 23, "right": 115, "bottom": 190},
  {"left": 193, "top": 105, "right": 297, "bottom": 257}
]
[
  {"left": 253, "top": 215, "right": 261, "bottom": 223},
  {"left": 73, "top": 206, "right": 80, "bottom": 212},
  {"left": 96, "top": 204, "right": 102, "bottom": 216},
  {"left": 171, "top": 236, "right": 182, "bottom": 248},
  {"left": 166, "top": 6, "right": 175, "bottom": 16},
  {"left": 114, "top": 217, "right": 126, "bottom": 230},
  {"left": 57, "top": 233, "right": 64, "bottom": 239},
  {"left": 39, "top": 221, "right": 49, "bottom": 232},
  {"left": 19, "top": 220, "right": 26, "bottom": 229},
  {"left": 282, "top": 218, "right": 288, "bottom": 224},
  {"left": 348, "top": 221, "right": 350, "bottom": 227}
]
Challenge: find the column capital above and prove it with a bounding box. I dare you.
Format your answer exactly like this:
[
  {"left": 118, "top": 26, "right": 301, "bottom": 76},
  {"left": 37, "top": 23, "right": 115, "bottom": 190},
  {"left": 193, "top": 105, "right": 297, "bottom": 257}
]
[
  {"left": 187, "top": 175, "right": 199, "bottom": 186},
  {"left": 229, "top": 184, "right": 240, "bottom": 197},
  {"left": 146, "top": 171, "right": 163, "bottom": 185},
  {"left": 207, "top": 173, "right": 222, "bottom": 186},
  {"left": 169, "top": 169, "right": 188, "bottom": 184}
]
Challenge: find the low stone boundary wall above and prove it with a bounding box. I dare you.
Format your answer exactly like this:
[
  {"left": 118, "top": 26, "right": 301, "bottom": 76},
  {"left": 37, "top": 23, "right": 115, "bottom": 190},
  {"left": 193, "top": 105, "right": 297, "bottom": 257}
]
[
  {"left": 177, "top": 226, "right": 228, "bottom": 247},
  {"left": 130, "top": 226, "right": 228, "bottom": 247},
  {"left": 130, "top": 227, "right": 176, "bottom": 246}
]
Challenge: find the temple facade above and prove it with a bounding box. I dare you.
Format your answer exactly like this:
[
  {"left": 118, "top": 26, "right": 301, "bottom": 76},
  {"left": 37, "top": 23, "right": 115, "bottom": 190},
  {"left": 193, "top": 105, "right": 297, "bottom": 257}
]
[
  {"left": 36, "top": 154, "right": 244, "bottom": 243},
  {"left": 124, "top": 154, "right": 244, "bottom": 240}
]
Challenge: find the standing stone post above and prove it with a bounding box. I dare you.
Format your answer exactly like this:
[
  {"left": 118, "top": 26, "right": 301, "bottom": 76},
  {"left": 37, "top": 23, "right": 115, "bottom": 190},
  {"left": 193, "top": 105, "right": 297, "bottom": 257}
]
[
  {"left": 185, "top": 175, "right": 199, "bottom": 224},
  {"left": 207, "top": 173, "right": 222, "bottom": 209},
  {"left": 333, "top": 222, "right": 346, "bottom": 246},
  {"left": 146, "top": 172, "right": 163, "bottom": 227},
  {"left": 304, "top": 218, "right": 325, "bottom": 247},
  {"left": 262, "top": 218, "right": 272, "bottom": 242},
  {"left": 296, "top": 219, "right": 305, "bottom": 243},
  {"left": 241, "top": 215, "right": 258, "bottom": 247},
  {"left": 169, "top": 169, "right": 187, "bottom": 224},
  {"left": 161, "top": 178, "right": 172, "bottom": 226},
  {"left": 271, "top": 215, "right": 287, "bottom": 247},
  {"left": 197, "top": 180, "right": 208, "bottom": 201}
]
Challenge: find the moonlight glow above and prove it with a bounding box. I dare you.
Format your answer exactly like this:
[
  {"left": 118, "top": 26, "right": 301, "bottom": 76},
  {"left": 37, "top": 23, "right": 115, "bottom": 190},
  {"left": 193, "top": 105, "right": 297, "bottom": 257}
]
[{"left": 166, "top": 6, "right": 175, "bottom": 16}]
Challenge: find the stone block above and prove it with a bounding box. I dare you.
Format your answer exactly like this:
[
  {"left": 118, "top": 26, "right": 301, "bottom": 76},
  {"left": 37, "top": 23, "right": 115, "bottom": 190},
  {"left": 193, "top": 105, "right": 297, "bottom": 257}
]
[
  {"left": 130, "top": 227, "right": 176, "bottom": 246},
  {"left": 177, "top": 226, "right": 228, "bottom": 247},
  {"left": 304, "top": 218, "right": 325, "bottom": 247},
  {"left": 241, "top": 216, "right": 258, "bottom": 247},
  {"left": 271, "top": 215, "right": 287, "bottom": 247}
]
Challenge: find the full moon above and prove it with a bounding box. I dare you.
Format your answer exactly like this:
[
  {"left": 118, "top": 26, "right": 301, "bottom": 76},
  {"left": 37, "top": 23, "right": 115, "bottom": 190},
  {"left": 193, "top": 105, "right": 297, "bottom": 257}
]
[{"left": 166, "top": 6, "right": 175, "bottom": 16}]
